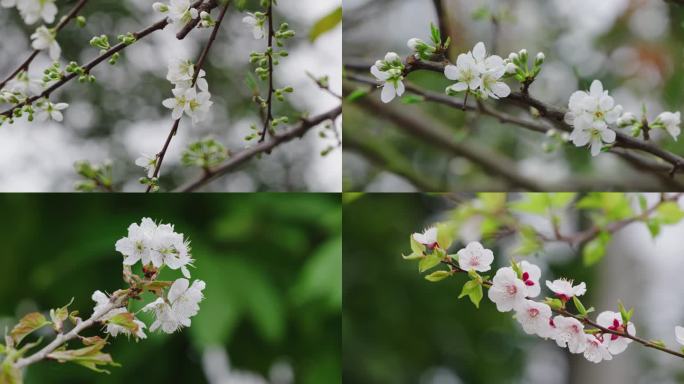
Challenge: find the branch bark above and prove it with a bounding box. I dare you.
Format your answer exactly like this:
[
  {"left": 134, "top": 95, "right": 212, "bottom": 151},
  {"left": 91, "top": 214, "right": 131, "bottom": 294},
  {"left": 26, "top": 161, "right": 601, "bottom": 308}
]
[{"left": 175, "top": 105, "right": 342, "bottom": 192}]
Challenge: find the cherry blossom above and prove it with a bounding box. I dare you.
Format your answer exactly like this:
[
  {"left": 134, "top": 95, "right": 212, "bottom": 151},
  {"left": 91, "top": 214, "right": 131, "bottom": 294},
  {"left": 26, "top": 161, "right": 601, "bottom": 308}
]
[
  {"left": 242, "top": 12, "right": 265, "bottom": 39},
  {"left": 143, "top": 278, "right": 205, "bottom": 334},
  {"left": 35, "top": 100, "right": 68, "bottom": 122},
  {"left": 412, "top": 227, "right": 438, "bottom": 249},
  {"left": 91, "top": 291, "right": 147, "bottom": 340},
  {"left": 444, "top": 53, "right": 482, "bottom": 94},
  {"left": 545, "top": 278, "right": 586, "bottom": 302},
  {"left": 596, "top": 311, "right": 635, "bottom": 355},
  {"left": 583, "top": 334, "right": 612, "bottom": 363},
  {"left": 675, "top": 326, "right": 684, "bottom": 345},
  {"left": 30, "top": 25, "right": 60, "bottom": 61},
  {"left": 552, "top": 315, "right": 587, "bottom": 353},
  {"left": 519, "top": 260, "right": 541, "bottom": 298},
  {"left": 515, "top": 299, "right": 553, "bottom": 337},
  {"left": 654, "top": 111, "right": 681, "bottom": 141},
  {"left": 487, "top": 267, "right": 526, "bottom": 312},
  {"left": 135, "top": 154, "right": 157, "bottom": 178},
  {"left": 456, "top": 241, "right": 494, "bottom": 272},
  {"left": 370, "top": 52, "right": 405, "bottom": 103}
]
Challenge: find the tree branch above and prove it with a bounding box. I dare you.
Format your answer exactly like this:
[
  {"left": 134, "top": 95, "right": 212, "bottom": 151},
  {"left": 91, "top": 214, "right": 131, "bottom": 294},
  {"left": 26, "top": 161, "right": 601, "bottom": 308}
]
[
  {"left": 344, "top": 82, "right": 547, "bottom": 191},
  {"left": 1, "top": 0, "right": 209, "bottom": 119},
  {"left": 258, "top": 0, "right": 276, "bottom": 143},
  {"left": 175, "top": 105, "right": 342, "bottom": 192},
  {"left": 146, "top": 0, "right": 231, "bottom": 192},
  {"left": 0, "top": 0, "right": 90, "bottom": 90}
]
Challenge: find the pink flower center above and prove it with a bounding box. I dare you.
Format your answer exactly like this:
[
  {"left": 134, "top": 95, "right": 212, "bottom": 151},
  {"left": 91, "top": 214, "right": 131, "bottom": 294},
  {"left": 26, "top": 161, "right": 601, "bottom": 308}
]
[
  {"left": 522, "top": 272, "right": 535, "bottom": 286},
  {"left": 506, "top": 284, "right": 517, "bottom": 295},
  {"left": 549, "top": 318, "right": 556, "bottom": 328},
  {"left": 555, "top": 293, "right": 570, "bottom": 302},
  {"left": 528, "top": 308, "right": 540, "bottom": 318},
  {"left": 608, "top": 318, "right": 625, "bottom": 341},
  {"left": 427, "top": 242, "right": 439, "bottom": 250}
]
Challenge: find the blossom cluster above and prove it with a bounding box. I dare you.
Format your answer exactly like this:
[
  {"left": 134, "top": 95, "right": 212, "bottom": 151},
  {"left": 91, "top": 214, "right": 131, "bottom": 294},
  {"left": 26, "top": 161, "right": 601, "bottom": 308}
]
[
  {"left": 1, "top": 0, "right": 57, "bottom": 25},
  {"left": 370, "top": 52, "right": 406, "bottom": 103},
  {"left": 153, "top": 0, "right": 204, "bottom": 32},
  {"left": 162, "top": 58, "right": 213, "bottom": 124},
  {"left": 409, "top": 227, "right": 649, "bottom": 364},
  {"left": 443, "top": 42, "right": 511, "bottom": 100},
  {"left": 563, "top": 80, "right": 682, "bottom": 156},
  {"left": 94, "top": 218, "right": 206, "bottom": 339}
]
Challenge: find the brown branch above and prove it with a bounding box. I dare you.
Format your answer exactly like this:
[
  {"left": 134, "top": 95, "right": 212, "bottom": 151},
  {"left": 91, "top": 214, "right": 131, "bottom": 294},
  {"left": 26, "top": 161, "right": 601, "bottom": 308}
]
[
  {"left": 0, "top": 0, "right": 210, "bottom": 119},
  {"left": 258, "top": 1, "right": 276, "bottom": 143},
  {"left": 343, "top": 82, "right": 547, "bottom": 191},
  {"left": 431, "top": 0, "right": 454, "bottom": 58},
  {"left": 175, "top": 105, "right": 342, "bottom": 192},
  {"left": 176, "top": 0, "right": 219, "bottom": 40},
  {"left": 0, "top": 0, "right": 90, "bottom": 90},
  {"left": 345, "top": 60, "right": 684, "bottom": 176},
  {"left": 146, "top": 0, "right": 231, "bottom": 192}
]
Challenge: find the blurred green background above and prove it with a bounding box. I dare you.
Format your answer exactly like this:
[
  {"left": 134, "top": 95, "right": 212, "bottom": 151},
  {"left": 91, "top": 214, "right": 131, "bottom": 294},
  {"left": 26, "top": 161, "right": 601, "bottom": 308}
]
[
  {"left": 342, "top": 193, "right": 684, "bottom": 384},
  {"left": 0, "top": 193, "right": 341, "bottom": 383}
]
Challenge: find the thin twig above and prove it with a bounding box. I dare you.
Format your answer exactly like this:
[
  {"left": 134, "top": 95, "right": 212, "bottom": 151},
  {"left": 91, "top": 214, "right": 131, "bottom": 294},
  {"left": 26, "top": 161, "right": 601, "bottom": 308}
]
[
  {"left": 258, "top": 0, "right": 276, "bottom": 143},
  {"left": 146, "top": 1, "right": 231, "bottom": 192},
  {"left": 175, "top": 105, "right": 341, "bottom": 192},
  {"left": 0, "top": 0, "right": 90, "bottom": 90}
]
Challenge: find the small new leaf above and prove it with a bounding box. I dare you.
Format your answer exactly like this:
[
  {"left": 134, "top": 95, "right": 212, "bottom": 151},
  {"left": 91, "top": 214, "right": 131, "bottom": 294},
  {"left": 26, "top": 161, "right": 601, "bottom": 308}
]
[
  {"left": 419, "top": 254, "right": 442, "bottom": 273},
  {"left": 425, "top": 270, "right": 451, "bottom": 282},
  {"left": 458, "top": 279, "right": 483, "bottom": 308},
  {"left": 572, "top": 296, "right": 588, "bottom": 316},
  {"left": 50, "top": 298, "right": 74, "bottom": 332},
  {"left": 10, "top": 312, "right": 51, "bottom": 345},
  {"left": 47, "top": 338, "right": 120, "bottom": 374}
]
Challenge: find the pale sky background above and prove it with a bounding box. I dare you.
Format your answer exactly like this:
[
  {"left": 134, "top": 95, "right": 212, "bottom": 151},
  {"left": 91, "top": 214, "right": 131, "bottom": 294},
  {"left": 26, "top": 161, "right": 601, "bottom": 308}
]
[{"left": 0, "top": 0, "right": 342, "bottom": 192}]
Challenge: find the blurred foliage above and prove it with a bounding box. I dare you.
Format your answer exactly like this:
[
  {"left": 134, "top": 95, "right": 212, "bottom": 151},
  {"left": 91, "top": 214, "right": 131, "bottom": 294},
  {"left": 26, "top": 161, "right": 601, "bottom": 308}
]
[{"left": 0, "top": 193, "right": 341, "bottom": 384}]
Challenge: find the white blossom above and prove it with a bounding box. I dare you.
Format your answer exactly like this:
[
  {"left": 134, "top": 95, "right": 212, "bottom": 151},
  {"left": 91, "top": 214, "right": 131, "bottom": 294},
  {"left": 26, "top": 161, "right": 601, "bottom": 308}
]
[
  {"left": 564, "top": 80, "right": 621, "bottom": 156},
  {"left": 515, "top": 299, "right": 553, "bottom": 337},
  {"left": 545, "top": 278, "right": 586, "bottom": 301},
  {"left": 35, "top": 99, "right": 68, "bottom": 122},
  {"left": 135, "top": 154, "right": 157, "bottom": 178},
  {"left": 552, "top": 315, "right": 587, "bottom": 353},
  {"left": 30, "top": 26, "right": 61, "bottom": 61},
  {"left": 444, "top": 53, "right": 482, "bottom": 94},
  {"left": 596, "top": 311, "right": 635, "bottom": 355},
  {"left": 412, "top": 227, "right": 438, "bottom": 249},
  {"left": 655, "top": 111, "right": 681, "bottom": 141},
  {"left": 143, "top": 278, "right": 206, "bottom": 333},
  {"left": 16, "top": 0, "right": 57, "bottom": 24},
  {"left": 6, "top": 71, "right": 42, "bottom": 96},
  {"left": 91, "top": 291, "right": 146, "bottom": 340},
  {"left": 487, "top": 267, "right": 526, "bottom": 312},
  {"left": 370, "top": 52, "right": 405, "bottom": 103},
  {"left": 675, "top": 326, "right": 684, "bottom": 345},
  {"left": 167, "top": 0, "right": 198, "bottom": 24},
  {"left": 242, "top": 12, "right": 264, "bottom": 39},
  {"left": 456, "top": 241, "right": 494, "bottom": 272},
  {"left": 583, "top": 334, "right": 612, "bottom": 363},
  {"left": 519, "top": 260, "right": 541, "bottom": 298}
]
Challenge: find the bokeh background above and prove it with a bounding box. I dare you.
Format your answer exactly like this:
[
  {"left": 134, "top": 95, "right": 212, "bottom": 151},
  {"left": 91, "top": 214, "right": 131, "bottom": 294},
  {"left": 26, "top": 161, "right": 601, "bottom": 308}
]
[
  {"left": 0, "top": 0, "right": 342, "bottom": 192},
  {"left": 343, "top": 0, "right": 684, "bottom": 192},
  {"left": 343, "top": 193, "right": 684, "bottom": 384},
  {"left": 0, "top": 193, "right": 341, "bottom": 383}
]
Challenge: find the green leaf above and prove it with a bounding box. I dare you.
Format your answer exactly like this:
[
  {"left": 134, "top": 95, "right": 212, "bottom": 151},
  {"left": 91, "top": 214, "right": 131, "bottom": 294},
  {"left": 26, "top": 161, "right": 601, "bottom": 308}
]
[
  {"left": 10, "top": 312, "right": 51, "bottom": 345},
  {"left": 656, "top": 201, "right": 684, "bottom": 224},
  {"left": 650, "top": 339, "right": 666, "bottom": 348},
  {"left": 419, "top": 254, "right": 442, "bottom": 272},
  {"left": 576, "top": 193, "right": 633, "bottom": 220},
  {"left": 47, "top": 338, "right": 119, "bottom": 374},
  {"left": 400, "top": 95, "right": 425, "bottom": 104},
  {"left": 458, "top": 279, "right": 483, "bottom": 308},
  {"left": 106, "top": 312, "right": 140, "bottom": 335},
  {"left": 572, "top": 296, "right": 588, "bottom": 316},
  {"left": 309, "top": 6, "right": 341, "bottom": 42},
  {"left": 0, "top": 360, "right": 22, "bottom": 384},
  {"left": 582, "top": 232, "right": 611, "bottom": 266},
  {"left": 436, "top": 222, "right": 456, "bottom": 250},
  {"left": 638, "top": 194, "right": 648, "bottom": 213},
  {"left": 345, "top": 88, "right": 368, "bottom": 102},
  {"left": 0, "top": 345, "right": 4, "bottom": 355},
  {"left": 618, "top": 301, "right": 633, "bottom": 323},
  {"left": 402, "top": 252, "right": 422, "bottom": 260},
  {"left": 410, "top": 235, "right": 425, "bottom": 255},
  {"left": 646, "top": 219, "right": 661, "bottom": 238},
  {"left": 430, "top": 23, "right": 441, "bottom": 45},
  {"left": 514, "top": 225, "right": 542, "bottom": 255},
  {"left": 478, "top": 193, "right": 506, "bottom": 213},
  {"left": 424, "top": 270, "right": 451, "bottom": 282}
]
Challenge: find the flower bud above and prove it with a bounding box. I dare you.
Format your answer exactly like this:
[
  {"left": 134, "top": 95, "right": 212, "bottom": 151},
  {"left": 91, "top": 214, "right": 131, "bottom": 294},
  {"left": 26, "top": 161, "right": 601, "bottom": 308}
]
[
  {"left": 535, "top": 52, "right": 545, "bottom": 65},
  {"left": 384, "top": 52, "right": 401, "bottom": 64},
  {"left": 505, "top": 63, "right": 517, "bottom": 74}
]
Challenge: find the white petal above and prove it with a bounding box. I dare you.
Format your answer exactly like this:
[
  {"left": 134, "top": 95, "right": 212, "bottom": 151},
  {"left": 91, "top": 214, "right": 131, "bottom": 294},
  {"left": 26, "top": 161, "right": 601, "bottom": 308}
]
[{"left": 380, "top": 82, "right": 396, "bottom": 103}]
